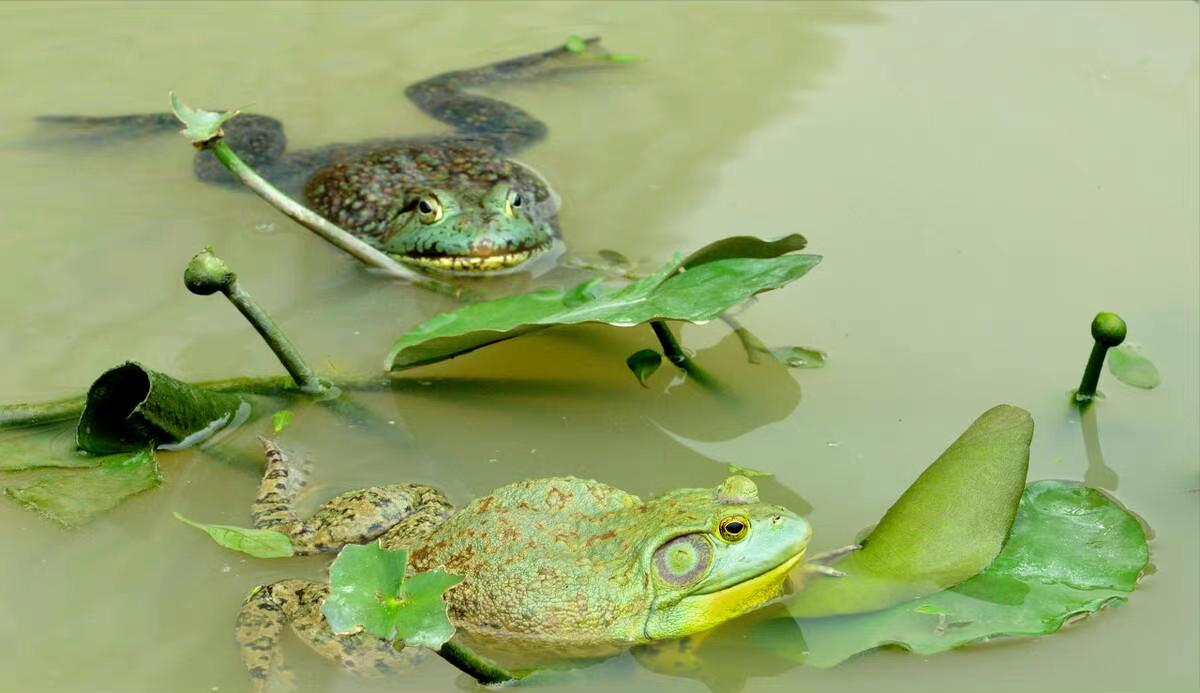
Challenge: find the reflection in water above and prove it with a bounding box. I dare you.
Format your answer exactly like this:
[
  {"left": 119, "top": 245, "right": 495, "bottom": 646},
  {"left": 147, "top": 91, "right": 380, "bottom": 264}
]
[{"left": 1078, "top": 402, "right": 1119, "bottom": 491}]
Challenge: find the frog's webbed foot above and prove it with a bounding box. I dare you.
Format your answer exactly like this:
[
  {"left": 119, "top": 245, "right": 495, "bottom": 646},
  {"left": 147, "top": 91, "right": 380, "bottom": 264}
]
[
  {"left": 802, "top": 544, "right": 862, "bottom": 579},
  {"left": 236, "top": 579, "right": 310, "bottom": 693},
  {"left": 405, "top": 36, "right": 628, "bottom": 155}
]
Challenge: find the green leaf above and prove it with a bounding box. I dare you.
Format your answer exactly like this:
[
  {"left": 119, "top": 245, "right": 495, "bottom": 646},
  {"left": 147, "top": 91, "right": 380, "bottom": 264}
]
[
  {"left": 169, "top": 92, "right": 241, "bottom": 143},
  {"left": 324, "top": 542, "right": 463, "bottom": 650},
  {"left": 792, "top": 480, "right": 1149, "bottom": 667},
  {"left": 769, "top": 346, "right": 827, "bottom": 369},
  {"left": 4, "top": 448, "right": 162, "bottom": 527},
  {"left": 173, "top": 512, "right": 295, "bottom": 558},
  {"left": 728, "top": 463, "right": 773, "bottom": 478},
  {"left": 788, "top": 405, "right": 1032, "bottom": 618},
  {"left": 76, "top": 362, "right": 251, "bottom": 454},
  {"left": 564, "top": 35, "right": 588, "bottom": 53},
  {"left": 676, "top": 234, "right": 807, "bottom": 275},
  {"left": 0, "top": 421, "right": 97, "bottom": 471},
  {"left": 1108, "top": 343, "right": 1161, "bottom": 389},
  {"left": 626, "top": 349, "right": 663, "bottom": 387},
  {"left": 272, "top": 410, "right": 294, "bottom": 434},
  {"left": 387, "top": 236, "right": 821, "bottom": 371}
]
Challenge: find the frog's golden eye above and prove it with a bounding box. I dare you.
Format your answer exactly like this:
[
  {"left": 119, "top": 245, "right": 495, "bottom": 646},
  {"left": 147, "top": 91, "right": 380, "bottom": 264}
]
[
  {"left": 416, "top": 195, "right": 443, "bottom": 224},
  {"left": 718, "top": 515, "right": 750, "bottom": 542},
  {"left": 504, "top": 190, "right": 523, "bottom": 217}
]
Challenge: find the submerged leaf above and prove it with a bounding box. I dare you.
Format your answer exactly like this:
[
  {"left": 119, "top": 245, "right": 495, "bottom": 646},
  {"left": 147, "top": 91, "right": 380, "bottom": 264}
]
[
  {"left": 1108, "top": 344, "right": 1161, "bottom": 389},
  {"left": 169, "top": 93, "right": 241, "bottom": 143},
  {"left": 174, "top": 512, "right": 294, "bottom": 559},
  {"left": 792, "top": 481, "right": 1148, "bottom": 667},
  {"left": 626, "top": 349, "right": 663, "bottom": 387},
  {"left": 788, "top": 405, "right": 1032, "bottom": 618},
  {"left": 0, "top": 421, "right": 95, "bottom": 471},
  {"left": 387, "top": 236, "right": 820, "bottom": 370},
  {"left": 272, "top": 410, "right": 294, "bottom": 434},
  {"left": 324, "top": 542, "right": 463, "bottom": 650},
  {"left": 769, "top": 346, "right": 827, "bottom": 369},
  {"left": 4, "top": 448, "right": 162, "bottom": 527},
  {"left": 728, "top": 463, "right": 773, "bottom": 478}
]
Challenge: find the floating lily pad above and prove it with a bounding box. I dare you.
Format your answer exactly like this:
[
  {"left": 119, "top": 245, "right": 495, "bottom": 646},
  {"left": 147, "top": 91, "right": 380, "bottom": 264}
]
[
  {"left": 4, "top": 448, "right": 162, "bottom": 527},
  {"left": 793, "top": 480, "right": 1149, "bottom": 667},
  {"left": 324, "top": 542, "right": 464, "bottom": 650},
  {"left": 0, "top": 421, "right": 94, "bottom": 471},
  {"left": 626, "top": 349, "right": 663, "bottom": 387},
  {"left": 1108, "top": 344, "right": 1161, "bottom": 389},
  {"left": 387, "top": 236, "right": 820, "bottom": 371},
  {"left": 174, "top": 512, "right": 295, "bottom": 559},
  {"left": 788, "top": 405, "right": 1032, "bottom": 618}
]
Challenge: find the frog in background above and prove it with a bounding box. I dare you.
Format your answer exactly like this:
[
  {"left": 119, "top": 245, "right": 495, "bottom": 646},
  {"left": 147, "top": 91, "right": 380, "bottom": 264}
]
[{"left": 41, "top": 38, "right": 626, "bottom": 275}]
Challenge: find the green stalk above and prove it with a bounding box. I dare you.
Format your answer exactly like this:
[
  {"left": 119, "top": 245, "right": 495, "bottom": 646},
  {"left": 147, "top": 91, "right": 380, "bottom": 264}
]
[
  {"left": 650, "top": 320, "right": 715, "bottom": 388},
  {"left": 185, "top": 248, "right": 328, "bottom": 396},
  {"left": 1075, "top": 312, "right": 1127, "bottom": 403},
  {"left": 436, "top": 640, "right": 526, "bottom": 684}
]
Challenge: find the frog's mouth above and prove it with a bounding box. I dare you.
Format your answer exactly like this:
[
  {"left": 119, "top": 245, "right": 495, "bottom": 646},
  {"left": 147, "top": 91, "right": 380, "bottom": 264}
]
[{"left": 399, "top": 240, "right": 552, "bottom": 274}]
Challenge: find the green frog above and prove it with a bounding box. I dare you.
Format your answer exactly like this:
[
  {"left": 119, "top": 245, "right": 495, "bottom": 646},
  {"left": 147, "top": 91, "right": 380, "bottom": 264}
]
[
  {"left": 236, "top": 440, "right": 836, "bottom": 690},
  {"left": 41, "top": 39, "right": 622, "bottom": 275}
]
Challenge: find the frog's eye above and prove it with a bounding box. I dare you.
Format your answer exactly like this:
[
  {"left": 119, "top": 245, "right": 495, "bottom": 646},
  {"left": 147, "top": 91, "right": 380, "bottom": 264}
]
[
  {"left": 416, "top": 195, "right": 443, "bottom": 224},
  {"left": 504, "top": 190, "right": 523, "bottom": 217},
  {"left": 718, "top": 515, "right": 750, "bottom": 543},
  {"left": 652, "top": 534, "right": 713, "bottom": 587}
]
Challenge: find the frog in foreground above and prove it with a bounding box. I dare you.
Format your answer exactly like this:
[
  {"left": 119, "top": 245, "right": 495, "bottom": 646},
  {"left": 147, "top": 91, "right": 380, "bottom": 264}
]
[
  {"left": 237, "top": 441, "right": 843, "bottom": 689},
  {"left": 42, "top": 39, "right": 622, "bottom": 275}
]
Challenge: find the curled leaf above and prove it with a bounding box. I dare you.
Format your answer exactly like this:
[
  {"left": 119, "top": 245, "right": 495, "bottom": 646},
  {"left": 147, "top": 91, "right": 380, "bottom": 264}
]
[
  {"left": 169, "top": 93, "right": 242, "bottom": 143},
  {"left": 626, "top": 349, "right": 663, "bottom": 387}
]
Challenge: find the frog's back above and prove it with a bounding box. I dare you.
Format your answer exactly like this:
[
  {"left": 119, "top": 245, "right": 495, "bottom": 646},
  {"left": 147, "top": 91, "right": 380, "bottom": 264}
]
[{"left": 410, "top": 477, "right": 653, "bottom": 658}]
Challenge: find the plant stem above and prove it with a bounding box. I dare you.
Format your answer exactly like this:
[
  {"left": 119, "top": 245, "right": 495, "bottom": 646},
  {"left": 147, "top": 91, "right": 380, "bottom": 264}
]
[
  {"left": 1075, "top": 312, "right": 1127, "bottom": 403},
  {"left": 221, "top": 279, "right": 328, "bottom": 395},
  {"left": 650, "top": 320, "right": 715, "bottom": 388},
  {"left": 436, "top": 640, "right": 525, "bottom": 684},
  {"left": 205, "top": 140, "right": 466, "bottom": 299}
]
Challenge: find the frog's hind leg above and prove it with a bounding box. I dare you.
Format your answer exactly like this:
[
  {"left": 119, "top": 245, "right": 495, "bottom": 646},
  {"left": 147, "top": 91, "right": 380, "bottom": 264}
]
[
  {"left": 405, "top": 37, "right": 621, "bottom": 154},
  {"left": 252, "top": 439, "right": 454, "bottom": 555},
  {"left": 236, "top": 580, "right": 415, "bottom": 692}
]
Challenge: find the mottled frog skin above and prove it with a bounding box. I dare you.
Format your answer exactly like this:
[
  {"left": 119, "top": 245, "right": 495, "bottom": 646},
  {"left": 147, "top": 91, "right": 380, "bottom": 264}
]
[
  {"left": 42, "top": 39, "right": 621, "bottom": 275},
  {"left": 236, "top": 441, "right": 813, "bottom": 690}
]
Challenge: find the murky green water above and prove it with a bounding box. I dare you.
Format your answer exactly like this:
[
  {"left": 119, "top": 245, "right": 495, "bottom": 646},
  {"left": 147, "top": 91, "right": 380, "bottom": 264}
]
[{"left": 1, "top": 2, "right": 1196, "bottom": 691}]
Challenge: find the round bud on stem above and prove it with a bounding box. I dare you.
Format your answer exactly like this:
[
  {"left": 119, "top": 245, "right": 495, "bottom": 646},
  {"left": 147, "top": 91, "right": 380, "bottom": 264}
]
[
  {"left": 184, "top": 248, "right": 236, "bottom": 295},
  {"left": 1090, "top": 312, "right": 1127, "bottom": 347}
]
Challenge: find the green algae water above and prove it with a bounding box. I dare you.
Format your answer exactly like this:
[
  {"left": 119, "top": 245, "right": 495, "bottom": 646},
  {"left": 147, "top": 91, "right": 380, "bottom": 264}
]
[{"left": 0, "top": 2, "right": 1196, "bottom": 691}]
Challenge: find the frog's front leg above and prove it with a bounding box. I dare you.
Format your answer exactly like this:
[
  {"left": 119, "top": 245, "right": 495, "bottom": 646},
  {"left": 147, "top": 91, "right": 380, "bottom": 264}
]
[
  {"left": 252, "top": 439, "right": 453, "bottom": 554},
  {"left": 236, "top": 579, "right": 414, "bottom": 692}
]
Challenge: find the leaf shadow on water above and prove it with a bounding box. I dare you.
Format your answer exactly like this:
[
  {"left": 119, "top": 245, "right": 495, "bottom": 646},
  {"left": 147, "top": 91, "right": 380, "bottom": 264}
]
[{"left": 375, "top": 326, "right": 810, "bottom": 510}]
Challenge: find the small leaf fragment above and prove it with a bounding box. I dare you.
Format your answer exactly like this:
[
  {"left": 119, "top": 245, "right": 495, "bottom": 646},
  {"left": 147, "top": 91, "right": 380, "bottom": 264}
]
[
  {"left": 728, "top": 463, "right": 773, "bottom": 478},
  {"left": 626, "top": 349, "right": 663, "bottom": 387},
  {"left": 324, "top": 542, "right": 463, "bottom": 650},
  {"left": 769, "top": 346, "right": 827, "bottom": 369},
  {"left": 598, "top": 249, "right": 631, "bottom": 268},
  {"left": 169, "top": 92, "right": 242, "bottom": 143},
  {"left": 1108, "top": 343, "right": 1161, "bottom": 389},
  {"left": 174, "top": 512, "right": 295, "bottom": 558},
  {"left": 272, "top": 410, "right": 294, "bottom": 434},
  {"left": 4, "top": 448, "right": 162, "bottom": 527},
  {"left": 564, "top": 35, "right": 588, "bottom": 53}
]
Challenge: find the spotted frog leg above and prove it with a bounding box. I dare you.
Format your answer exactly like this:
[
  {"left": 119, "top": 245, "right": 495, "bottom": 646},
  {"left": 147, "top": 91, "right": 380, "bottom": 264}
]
[{"left": 236, "top": 440, "right": 453, "bottom": 692}]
